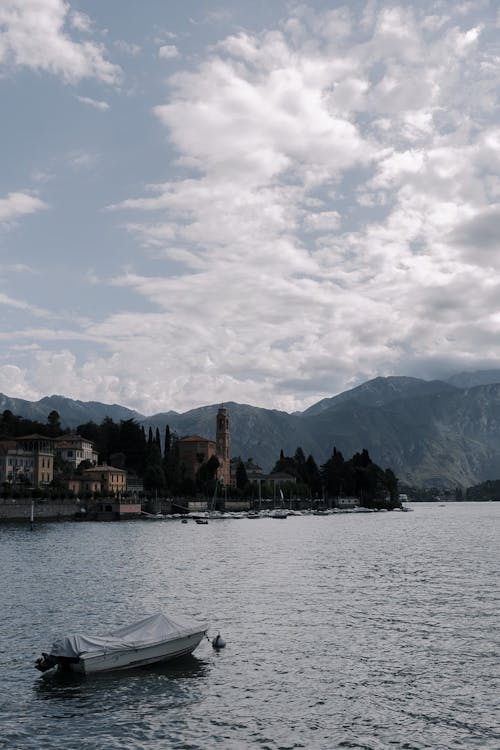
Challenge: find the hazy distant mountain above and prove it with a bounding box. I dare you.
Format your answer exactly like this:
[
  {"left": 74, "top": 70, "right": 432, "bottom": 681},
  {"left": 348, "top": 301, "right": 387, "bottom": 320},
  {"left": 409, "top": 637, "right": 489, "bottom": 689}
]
[
  {"left": 302, "top": 376, "right": 456, "bottom": 416},
  {"left": 445, "top": 370, "right": 500, "bottom": 388},
  {"left": 0, "top": 393, "right": 141, "bottom": 427},
  {"left": 3, "top": 371, "right": 500, "bottom": 487},
  {"left": 300, "top": 382, "right": 500, "bottom": 488}
]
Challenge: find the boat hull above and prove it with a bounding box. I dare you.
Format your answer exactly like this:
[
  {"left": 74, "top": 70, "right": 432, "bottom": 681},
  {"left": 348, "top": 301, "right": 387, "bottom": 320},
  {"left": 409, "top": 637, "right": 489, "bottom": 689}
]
[{"left": 65, "top": 630, "right": 205, "bottom": 674}]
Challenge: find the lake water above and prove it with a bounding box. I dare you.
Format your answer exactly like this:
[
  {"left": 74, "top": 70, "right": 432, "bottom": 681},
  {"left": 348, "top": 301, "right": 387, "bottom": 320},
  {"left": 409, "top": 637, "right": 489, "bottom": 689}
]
[{"left": 1, "top": 503, "right": 498, "bottom": 750}]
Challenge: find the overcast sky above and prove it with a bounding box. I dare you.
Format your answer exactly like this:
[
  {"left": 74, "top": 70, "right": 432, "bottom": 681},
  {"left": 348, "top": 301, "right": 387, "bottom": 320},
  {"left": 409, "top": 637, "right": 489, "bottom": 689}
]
[{"left": 1, "top": 0, "right": 499, "bottom": 415}]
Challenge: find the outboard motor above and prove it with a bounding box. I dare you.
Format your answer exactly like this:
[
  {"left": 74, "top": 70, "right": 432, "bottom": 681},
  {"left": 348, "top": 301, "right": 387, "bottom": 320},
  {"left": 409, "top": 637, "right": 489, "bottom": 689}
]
[{"left": 35, "top": 653, "right": 58, "bottom": 672}]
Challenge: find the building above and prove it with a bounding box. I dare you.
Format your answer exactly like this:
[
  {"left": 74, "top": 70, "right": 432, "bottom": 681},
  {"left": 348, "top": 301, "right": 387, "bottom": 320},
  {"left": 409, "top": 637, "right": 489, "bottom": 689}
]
[
  {"left": 126, "top": 473, "right": 144, "bottom": 497},
  {"left": 0, "top": 435, "right": 54, "bottom": 489},
  {"left": 177, "top": 435, "right": 216, "bottom": 482},
  {"left": 66, "top": 476, "right": 102, "bottom": 496},
  {"left": 177, "top": 405, "right": 232, "bottom": 487},
  {"left": 250, "top": 471, "right": 297, "bottom": 496},
  {"left": 0, "top": 440, "right": 35, "bottom": 487},
  {"left": 216, "top": 405, "right": 230, "bottom": 486},
  {"left": 54, "top": 434, "right": 98, "bottom": 468},
  {"left": 82, "top": 465, "right": 127, "bottom": 496},
  {"left": 16, "top": 435, "right": 55, "bottom": 487}
]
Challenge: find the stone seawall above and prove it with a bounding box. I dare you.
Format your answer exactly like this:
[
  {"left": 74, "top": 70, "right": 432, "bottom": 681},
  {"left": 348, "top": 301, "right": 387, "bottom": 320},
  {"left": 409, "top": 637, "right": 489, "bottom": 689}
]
[{"left": 0, "top": 499, "right": 80, "bottom": 522}]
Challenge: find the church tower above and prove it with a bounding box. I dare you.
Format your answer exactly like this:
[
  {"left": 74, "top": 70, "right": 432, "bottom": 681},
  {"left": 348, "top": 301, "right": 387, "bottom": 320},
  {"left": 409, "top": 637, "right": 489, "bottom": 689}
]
[{"left": 216, "top": 405, "right": 230, "bottom": 486}]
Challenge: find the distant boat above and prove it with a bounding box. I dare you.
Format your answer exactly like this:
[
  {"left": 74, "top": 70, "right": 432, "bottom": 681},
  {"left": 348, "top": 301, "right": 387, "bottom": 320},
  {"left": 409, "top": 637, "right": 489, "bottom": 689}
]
[
  {"left": 35, "top": 612, "right": 207, "bottom": 675},
  {"left": 195, "top": 517, "right": 208, "bottom": 524},
  {"left": 270, "top": 510, "right": 288, "bottom": 519}
]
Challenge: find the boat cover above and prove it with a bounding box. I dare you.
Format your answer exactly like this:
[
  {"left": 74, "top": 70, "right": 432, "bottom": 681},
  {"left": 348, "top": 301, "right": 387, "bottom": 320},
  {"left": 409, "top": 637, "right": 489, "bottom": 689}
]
[{"left": 50, "top": 612, "right": 206, "bottom": 658}]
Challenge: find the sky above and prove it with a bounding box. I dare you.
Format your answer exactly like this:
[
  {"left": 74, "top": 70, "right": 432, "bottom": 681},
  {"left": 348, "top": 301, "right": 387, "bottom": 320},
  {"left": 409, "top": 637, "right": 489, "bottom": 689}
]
[{"left": 1, "top": 0, "right": 499, "bottom": 415}]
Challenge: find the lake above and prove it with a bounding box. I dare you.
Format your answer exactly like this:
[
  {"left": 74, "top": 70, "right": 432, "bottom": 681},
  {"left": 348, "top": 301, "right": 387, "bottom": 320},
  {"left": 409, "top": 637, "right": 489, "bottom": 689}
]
[{"left": 1, "top": 503, "right": 498, "bottom": 749}]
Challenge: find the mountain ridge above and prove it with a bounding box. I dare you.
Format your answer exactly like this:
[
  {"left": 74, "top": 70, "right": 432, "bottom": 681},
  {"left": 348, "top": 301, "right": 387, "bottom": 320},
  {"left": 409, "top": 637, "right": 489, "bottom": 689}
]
[{"left": 3, "top": 371, "right": 500, "bottom": 487}]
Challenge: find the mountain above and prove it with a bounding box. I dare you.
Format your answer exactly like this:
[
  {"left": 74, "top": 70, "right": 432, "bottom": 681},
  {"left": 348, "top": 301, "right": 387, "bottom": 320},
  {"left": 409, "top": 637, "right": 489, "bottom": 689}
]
[
  {"left": 142, "top": 402, "right": 309, "bottom": 469},
  {"left": 302, "top": 376, "right": 456, "bottom": 415},
  {"left": 445, "top": 370, "right": 500, "bottom": 388},
  {"left": 3, "top": 372, "right": 500, "bottom": 488},
  {"left": 300, "top": 382, "right": 500, "bottom": 488},
  {"left": 0, "top": 393, "right": 141, "bottom": 426}
]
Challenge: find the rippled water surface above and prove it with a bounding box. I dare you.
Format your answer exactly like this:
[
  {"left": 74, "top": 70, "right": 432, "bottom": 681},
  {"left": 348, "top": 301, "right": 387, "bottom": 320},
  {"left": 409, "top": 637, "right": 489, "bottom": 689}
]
[{"left": 1, "top": 503, "right": 498, "bottom": 749}]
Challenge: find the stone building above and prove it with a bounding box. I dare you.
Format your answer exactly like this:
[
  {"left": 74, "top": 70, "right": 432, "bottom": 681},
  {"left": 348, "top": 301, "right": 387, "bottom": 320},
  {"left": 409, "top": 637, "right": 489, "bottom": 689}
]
[
  {"left": 82, "top": 465, "right": 127, "bottom": 496},
  {"left": 216, "top": 405, "right": 230, "bottom": 486},
  {"left": 0, "top": 435, "right": 54, "bottom": 489},
  {"left": 177, "top": 435, "right": 216, "bottom": 482},
  {"left": 177, "top": 405, "right": 231, "bottom": 486}
]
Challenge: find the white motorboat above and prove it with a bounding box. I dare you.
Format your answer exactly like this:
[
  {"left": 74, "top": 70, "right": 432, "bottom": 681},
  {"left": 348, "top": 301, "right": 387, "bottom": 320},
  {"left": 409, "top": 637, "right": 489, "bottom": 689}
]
[{"left": 35, "top": 612, "right": 207, "bottom": 675}]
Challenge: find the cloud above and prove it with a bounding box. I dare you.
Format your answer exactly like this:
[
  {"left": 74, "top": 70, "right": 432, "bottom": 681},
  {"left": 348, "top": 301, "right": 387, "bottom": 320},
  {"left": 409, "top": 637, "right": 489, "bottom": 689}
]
[
  {"left": 449, "top": 204, "right": 500, "bottom": 265},
  {"left": 0, "top": 364, "right": 40, "bottom": 400},
  {"left": 76, "top": 95, "right": 110, "bottom": 110},
  {"left": 3, "top": 2, "right": 500, "bottom": 415},
  {"left": 69, "top": 10, "right": 93, "bottom": 33},
  {"left": 0, "top": 263, "right": 37, "bottom": 274},
  {"left": 0, "top": 191, "right": 48, "bottom": 223},
  {"left": 0, "top": 292, "right": 51, "bottom": 318},
  {"left": 66, "top": 150, "right": 99, "bottom": 170},
  {"left": 158, "top": 44, "right": 179, "bottom": 60},
  {"left": 0, "top": 0, "right": 121, "bottom": 84},
  {"left": 114, "top": 40, "right": 141, "bottom": 56},
  {"left": 98, "top": 3, "right": 500, "bottom": 413}
]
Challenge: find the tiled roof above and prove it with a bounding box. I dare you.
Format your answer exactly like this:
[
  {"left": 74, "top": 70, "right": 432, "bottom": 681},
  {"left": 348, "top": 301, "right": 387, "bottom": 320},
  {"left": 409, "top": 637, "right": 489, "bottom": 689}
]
[
  {"left": 178, "top": 435, "right": 214, "bottom": 443},
  {"left": 17, "top": 434, "right": 54, "bottom": 441}
]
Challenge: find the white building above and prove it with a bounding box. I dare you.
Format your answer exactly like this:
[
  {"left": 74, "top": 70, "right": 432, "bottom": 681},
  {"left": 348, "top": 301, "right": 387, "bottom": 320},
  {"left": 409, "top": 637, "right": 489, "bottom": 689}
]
[{"left": 54, "top": 434, "right": 98, "bottom": 468}]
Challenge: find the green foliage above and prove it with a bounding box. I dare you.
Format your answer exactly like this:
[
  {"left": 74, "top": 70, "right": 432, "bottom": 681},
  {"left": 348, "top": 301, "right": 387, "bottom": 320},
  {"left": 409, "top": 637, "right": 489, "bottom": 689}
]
[
  {"left": 143, "top": 463, "right": 166, "bottom": 492},
  {"left": 236, "top": 460, "right": 248, "bottom": 490},
  {"left": 0, "top": 409, "right": 54, "bottom": 439},
  {"left": 47, "top": 410, "right": 62, "bottom": 437},
  {"left": 78, "top": 417, "right": 146, "bottom": 474},
  {"left": 320, "top": 446, "right": 399, "bottom": 508},
  {"left": 197, "top": 455, "right": 220, "bottom": 492},
  {"left": 466, "top": 480, "right": 500, "bottom": 501}
]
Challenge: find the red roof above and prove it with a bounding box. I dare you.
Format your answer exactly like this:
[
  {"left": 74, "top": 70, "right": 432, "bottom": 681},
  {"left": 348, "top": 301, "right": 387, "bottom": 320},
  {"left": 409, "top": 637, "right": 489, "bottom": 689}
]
[{"left": 179, "top": 435, "right": 215, "bottom": 444}]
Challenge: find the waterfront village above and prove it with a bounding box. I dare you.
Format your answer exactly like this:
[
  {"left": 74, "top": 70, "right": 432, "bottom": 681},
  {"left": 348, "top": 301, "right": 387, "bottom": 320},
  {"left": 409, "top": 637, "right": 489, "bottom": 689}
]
[{"left": 0, "top": 405, "right": 402, "bottom": 522}]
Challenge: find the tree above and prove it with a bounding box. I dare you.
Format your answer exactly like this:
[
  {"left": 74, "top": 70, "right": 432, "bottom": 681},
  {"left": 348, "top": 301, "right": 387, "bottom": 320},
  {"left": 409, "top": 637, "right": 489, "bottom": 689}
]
[
  {"left": 143, "top": 463, "right": 166, "bottom": 493},
  {"left": 236, "top": 460, "right": 249, "bottom": 490},
  {"left": 197, "top": 455, "right": 220, "bottom": 490},
  {"left": 305, "top": 454, "right": 321, "bottom": 496},
  {"left": 164, "top": 425, "right": 171, "bottom": 458},
  {"left": 321, "top": 447, "right": 345, "bottom": 496},
  {"left": 117, "top": 419, "right": 146, "bottom": 474},
  {"left": 47, "top": 410, "right": 62, "bottom": 437}
]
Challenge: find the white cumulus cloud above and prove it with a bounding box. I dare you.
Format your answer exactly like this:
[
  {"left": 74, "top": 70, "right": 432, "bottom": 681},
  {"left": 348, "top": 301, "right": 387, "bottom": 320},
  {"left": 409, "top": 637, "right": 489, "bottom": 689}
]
[
  {"left": 158, "top": 44, "right": 178, "bottom": 59},
  {"left": 0, "top": 0, "right": 121, "bottom": 83},
  {"left": 0, "top": 192, "right": 48, "bottom": 223}
]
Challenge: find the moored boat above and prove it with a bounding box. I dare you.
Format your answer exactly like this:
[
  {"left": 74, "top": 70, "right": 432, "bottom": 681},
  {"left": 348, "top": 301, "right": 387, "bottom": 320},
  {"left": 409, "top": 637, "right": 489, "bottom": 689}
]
[
  {"left": 270, "top": 509, "right": 288, "bottom": 519},
  {"left": 35, "top": 612, "right": 207, "bottom": 675}
]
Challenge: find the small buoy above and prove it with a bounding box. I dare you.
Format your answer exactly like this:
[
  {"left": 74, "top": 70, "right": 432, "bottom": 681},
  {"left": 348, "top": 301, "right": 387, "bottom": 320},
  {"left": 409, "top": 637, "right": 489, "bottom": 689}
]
[{"left": 212, "top": 633, "right": 226, "bottom": 649}]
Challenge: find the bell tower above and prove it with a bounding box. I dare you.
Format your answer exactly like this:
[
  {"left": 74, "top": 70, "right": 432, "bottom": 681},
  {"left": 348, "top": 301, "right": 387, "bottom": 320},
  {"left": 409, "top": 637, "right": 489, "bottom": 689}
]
[{"left": 216, "top": 405, "right": 230, "bottom": 486}]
